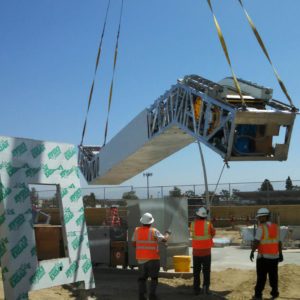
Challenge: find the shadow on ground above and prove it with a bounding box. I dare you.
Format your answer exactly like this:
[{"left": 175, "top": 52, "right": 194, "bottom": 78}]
[{"left": 62, "top": 267, "right": 231, "bottom": 300}]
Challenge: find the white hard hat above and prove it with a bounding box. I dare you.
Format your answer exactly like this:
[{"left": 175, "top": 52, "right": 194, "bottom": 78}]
[
  {"left": 196, "top": 207, "right": 208, "bottom": 218},
  {"left": 140, "top": 212, "right": 154, "bottom": 225},
  {"left": 256, "top": 207, "right": 270, "bottom": 218}
]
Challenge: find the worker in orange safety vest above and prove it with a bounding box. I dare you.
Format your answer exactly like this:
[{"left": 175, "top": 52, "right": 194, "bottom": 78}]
[
  {"left": 250, "top": 208, "right": 283, "bottom": 300},
  {"left": 132, "top": 212, "right": 171, "bottom": 300},
  {"left": 190, "top": 206, "right": 215, "bottom": 295}
]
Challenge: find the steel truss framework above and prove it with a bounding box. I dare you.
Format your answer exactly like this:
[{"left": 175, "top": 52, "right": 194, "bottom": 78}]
[
  {"left": 148, "top": 76, "right": 295, "bottom": 162},
  {"left": 79, "top": 75, "right": 296, "bottom": 184}
]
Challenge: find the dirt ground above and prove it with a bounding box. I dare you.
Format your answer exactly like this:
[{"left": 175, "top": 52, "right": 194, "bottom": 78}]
[
  {"left": 1, "top": 264, "right": 300, "bottom": 300},
  {"left": 1, "top": 230, "right": 299, "bottom": 299}
]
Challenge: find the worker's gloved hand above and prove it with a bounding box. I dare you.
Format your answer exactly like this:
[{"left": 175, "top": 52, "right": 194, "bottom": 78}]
[
  {"left": 250, "top": 251, "right": 255, "bottom": 262},
  {"left": 278, "top": 253, "right": 284, "bottom": 262},
  {"left": 165, "top": 230, "right": 172, "bottom": 235}
]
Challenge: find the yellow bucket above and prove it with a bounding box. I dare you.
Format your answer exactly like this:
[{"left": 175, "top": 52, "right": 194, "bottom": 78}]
[{"left": 173, "top": 255, "right": 191, "bottom": 272}]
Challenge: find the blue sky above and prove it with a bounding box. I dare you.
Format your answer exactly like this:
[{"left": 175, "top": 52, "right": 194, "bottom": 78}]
[{"left": 1, "top": 0, "right": 299, "bottom": 189}]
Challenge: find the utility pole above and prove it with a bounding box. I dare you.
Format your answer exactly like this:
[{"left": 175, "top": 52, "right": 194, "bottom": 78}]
[{"left": 143, "top": 172, "right": 153, "bottom": 199}]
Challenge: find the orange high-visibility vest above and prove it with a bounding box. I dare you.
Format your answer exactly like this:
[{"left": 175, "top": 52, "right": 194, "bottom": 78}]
[
  {"left": 135, "top": 227, "right": 160, "bottom": 260},
  {"left": 258, "top": 223, "right": 279, "bottom": 255},
  {"left": 191, "top": 220, "right": 214, "bottom": 249}
]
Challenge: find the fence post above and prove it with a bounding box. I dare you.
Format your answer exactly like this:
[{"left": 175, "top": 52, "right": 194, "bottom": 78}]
[
  {"left": 161, "top": 186, "right": 164, "bottom": 199},
  {"left": 103, "top": 187, "right": 106, "bottom": 200}
]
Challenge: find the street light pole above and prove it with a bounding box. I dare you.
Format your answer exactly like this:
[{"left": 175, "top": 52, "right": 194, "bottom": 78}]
[{"left": 143, "top": 172, "right": 153, "bottom": 199}]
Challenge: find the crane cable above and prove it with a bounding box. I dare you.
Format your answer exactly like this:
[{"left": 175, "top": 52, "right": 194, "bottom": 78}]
[
  {"left": 103, "top": 0, "right": 124, "bottom": 146},
  {"left": 206, "top": 0, "right": 247, "bottom": 109},
  {"left": 237, "top": 0, "right": 296, "bottom": 110},
  {"left": 209, "top": 161, "right": 229, "bottom": 205},
  {"left": 80, "top": 0, "right": 111, "bottom": 146},
  {"left": 191, "top": 93, "right": 229, "bottom": 219}
]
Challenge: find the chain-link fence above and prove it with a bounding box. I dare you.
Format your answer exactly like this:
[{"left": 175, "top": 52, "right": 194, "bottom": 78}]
[{"left": 29, "top": 179, "right": 300, "bottom": 208}]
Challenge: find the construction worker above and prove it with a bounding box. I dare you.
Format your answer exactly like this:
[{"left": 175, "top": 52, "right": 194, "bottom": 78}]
[
  {"left": 250, "top": 208, "right": 283, "bottom": 300},
  {"left": 104, "top": 204, "right": 122, "bottom": 226},
  {"left": 190, "top": 206, "right": 215, "bottom": 295},
  {"left": 132, "top": 212, "right": 171, "bottom": 300}
]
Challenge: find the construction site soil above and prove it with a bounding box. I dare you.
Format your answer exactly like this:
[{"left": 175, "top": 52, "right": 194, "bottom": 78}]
[
  {"left": 1, "top": 229, "right": 299, "bottom": 299},
  {"left": 0, "top": 264, "right": 299, "bottom": 300}
]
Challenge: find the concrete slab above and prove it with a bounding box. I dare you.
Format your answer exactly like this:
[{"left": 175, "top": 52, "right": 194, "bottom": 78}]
[{"left": 209, "top": 246, "right": 300, "bottom": 271}]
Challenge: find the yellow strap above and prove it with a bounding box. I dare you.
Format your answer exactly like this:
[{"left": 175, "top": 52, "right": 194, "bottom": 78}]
[
  {"left": 238, "top": 0, "right": 294, "bottom": 108},
  {"left": 206, "top": 0, "right": 246, "bottom": 108},
  {"left": 103, "top": 0, "right": 124, "bottom": 146},
  {"left": 80, "top": 0, "right": 111, "bottom": 145}
]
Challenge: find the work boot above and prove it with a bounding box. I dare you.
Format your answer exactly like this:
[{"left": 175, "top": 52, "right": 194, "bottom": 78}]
[
  {"left": 270, "top": 291, "right": 279, "bottom": 299},
  {"left": 203, "top": 285, "right": 211, "bottom": 295},
  {"left": 251, "top": 296, "right": 262, "bottom": 300},
  {"left": 194, "top": 288, "right": 201, "bottom": 295},
  {"left": 139, "top": 293, "right": 147, "bottom": 300}
]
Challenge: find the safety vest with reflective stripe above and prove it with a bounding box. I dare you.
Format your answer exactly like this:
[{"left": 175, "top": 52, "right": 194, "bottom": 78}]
[
  {"left": 258, "top": 223, "right": 279, "bottom": 255},
  {"left": 135, "top": 227, "right": 160, "bottom": 260},
  {"left": 191, "top": 220, "right": 214, "bottom": 249}
]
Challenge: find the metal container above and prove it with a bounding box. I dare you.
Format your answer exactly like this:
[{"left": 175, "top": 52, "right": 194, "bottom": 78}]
[
  {"left": 111, "top": 241, "right": 127, "bottom": 267},
  {"left": 127, "top": 197, "right": 189, "bottom": 270},
  {"left": 110, "top": 226, "right": 127, "bottom": 241},
  {"left": 87, "top": 226, "right": 110, "bottom": 265},
  {"left": 240, "top": 225, "right": 289, "bottom": 247}
]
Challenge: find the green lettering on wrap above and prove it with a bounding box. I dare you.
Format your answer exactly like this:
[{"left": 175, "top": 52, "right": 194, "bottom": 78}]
[
  {"left": 48, "top": 146, "right": 61, "bottom": 159},
  {"left": 0, "top": 183, "right": 12, "bottom": 202},
  {"left": 31, "top": 144, "right": 45, "bottom": 158},
  {"left": 0, "top": 213, "right": 5, "bottom": 225},
  {"left": 30, "top": 266, "right": 45, "bottom": 285},
  {"left": 49, "top": 262, "right": 63, "bottom": 281},
  {"left": 64, "top": 147, "right": 76, "bottom": 160},
  {"left": 65, "top": 261, "right": 79, "bottom": 278},
  {"left": 82, "top": 259, "right": 92, "bottom": 274},
  {"left": 12, "top": 142, "right": 28, "bottom": 157},
  {"left": 14, "top": 187, "right": 30, "bottom": 203},
  {"left": 11, "top": 236, "right": 28, "bottom": 258},
  {"left": 0, "top": 139, "right": 9, "bottom": 152},
  {"left": 63, "top": 208, "right": 74, "bottom": 224},
  {"left": 72, "top": 235, "right": 84, "bottom": 250},
  {"left": 76, "top": 213, "right": 85, "bottom": 226},
  {"left": 9, "top": 263, "right": 30, "bottom": 288},
  {"left": 0, "top": 239, "right": 8, "bottom": 259},
  {"left": 9, "top": 214, "right": 25, "bottom": 231},
  {"left": 25, "top": 167, "right": 41, "bottom": 177},
  {"left": 70, "top": 188, "right": 81, "bottom": 202}
]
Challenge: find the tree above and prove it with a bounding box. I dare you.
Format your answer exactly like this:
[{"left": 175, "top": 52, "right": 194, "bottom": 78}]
[
  {"left": 183, "top": 190, "right": 195, "bottom": 197},
  {"left": 122, "top": 190, "right": 139, "bottom": 200},
  {"left": 169, "top": 186, "right": 182, "bottom": 197},
  {"left": 219, "top": 189, "right": 230, "bottom": 202},
  {"left": 231, "top": 189, "right": 241, "bottom": 202},
  {"left": 83, "top": 192, "right": 97, "bottom": 207},
  {"left": 89, "top": 192, "right": 96, "bottom": 207},
  {"left": 259, "top": 179, "right": 274, "bottom": 191},
  {"left": 285, "top": 176, "right": 293, "bottom": 190}
]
